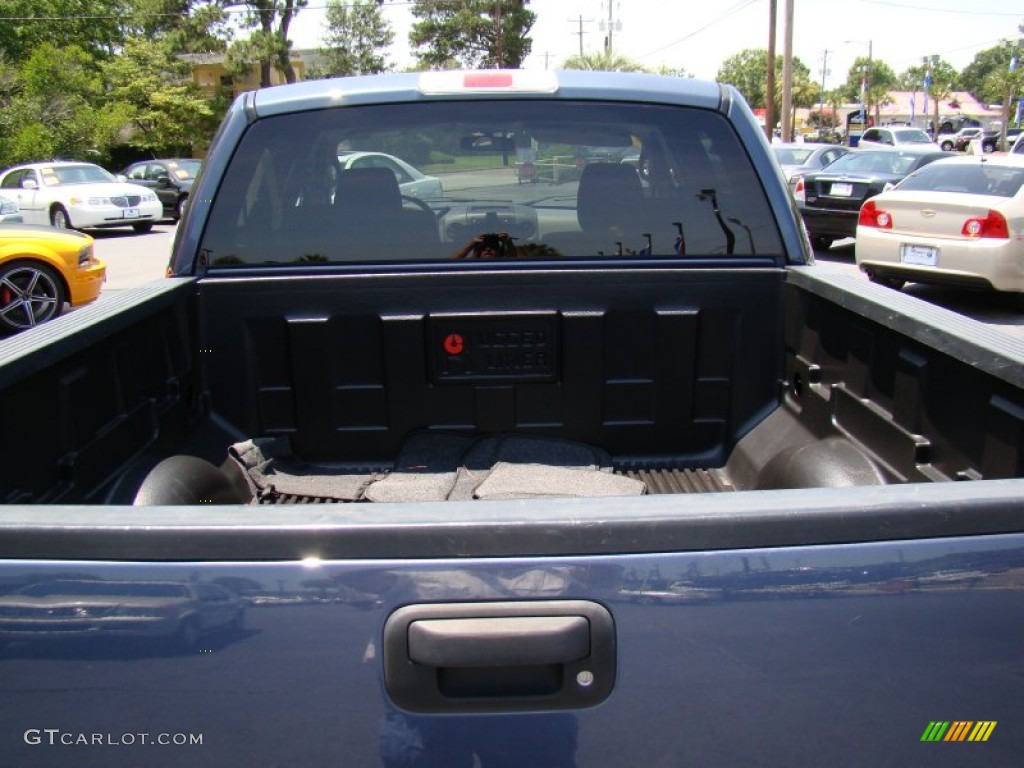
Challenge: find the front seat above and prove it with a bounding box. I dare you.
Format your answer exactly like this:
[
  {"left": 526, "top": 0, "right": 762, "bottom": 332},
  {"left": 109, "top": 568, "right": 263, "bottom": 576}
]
[
  {"left": 547, "top": 163, "right": 648, "bottom": 256},
  {"left": 334, "top": 167, "right": 438, "bottom": 259}
]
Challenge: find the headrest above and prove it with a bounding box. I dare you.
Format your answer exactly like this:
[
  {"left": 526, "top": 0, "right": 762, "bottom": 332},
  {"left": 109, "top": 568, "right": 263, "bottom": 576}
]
[
  {"left": 335, "top": 167, "right": 402, "bottom": 212},
  {"left": 576, "top": 163, "right": 644, "bottom": 232}
]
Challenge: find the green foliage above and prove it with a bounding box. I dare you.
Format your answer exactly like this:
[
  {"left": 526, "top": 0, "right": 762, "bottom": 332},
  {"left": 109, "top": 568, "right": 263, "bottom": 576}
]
[
  {"left": 129, "top": 0, "right": 230, "bottom": 54},
  {"left": 0, "top": 0, "right": 130, "bottom": 62},
  {"left": 223, "top": 0, "right": 308, "bottom": 86},
  {"left": 103, "top": 38, "right": 216, "bottom": 152},
  {"left": 560, "top": 51, "right": 646, "bottom": 72},
  {"left": 409, "top": 0, "right": 535, "bottom": 69},
  {"left": 2, "top": 44, "right": 111, "bottom": 165},
  {"left": 716, "top": 49, "right": 812, "bottom": 110},
  {"left": 308, "top": 0, "right": 394, "bottom": 78},
  {"left": 962, "top": 41, "right": 1023, "bottom": 105}
]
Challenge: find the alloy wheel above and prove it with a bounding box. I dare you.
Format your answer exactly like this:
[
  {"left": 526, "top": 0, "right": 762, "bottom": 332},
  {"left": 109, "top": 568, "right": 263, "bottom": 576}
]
[{"left": 0, "top": 264, "right": 63, "bottom": 330}]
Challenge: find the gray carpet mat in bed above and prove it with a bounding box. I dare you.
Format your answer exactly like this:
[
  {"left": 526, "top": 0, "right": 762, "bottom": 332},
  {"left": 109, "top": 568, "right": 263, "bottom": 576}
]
[{"left": 229, "top": 433, "right": 646, "bottom": 503}]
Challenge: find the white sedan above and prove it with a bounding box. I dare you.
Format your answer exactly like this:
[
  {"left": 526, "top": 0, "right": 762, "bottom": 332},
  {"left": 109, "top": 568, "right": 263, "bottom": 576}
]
[
  {"left": 856, "top": 154, "right": 1024, "bottom": 292},
  {"left": 336, "top": 151, "right": 443, "bottom": 199},
  {"left": 0, "top": 161, "right": 163, "bottom": 233}
]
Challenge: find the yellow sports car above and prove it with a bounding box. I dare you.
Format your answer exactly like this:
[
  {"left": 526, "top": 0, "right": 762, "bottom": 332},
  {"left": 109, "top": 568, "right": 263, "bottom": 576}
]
[{"left": 0, "top": 224, "right": 106, "bottom": 332}]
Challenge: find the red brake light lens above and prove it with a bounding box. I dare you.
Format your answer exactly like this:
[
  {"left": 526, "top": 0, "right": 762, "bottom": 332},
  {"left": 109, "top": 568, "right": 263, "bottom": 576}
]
[
  {"left": 961, "top": 210, "right": 1009, "bottom": 239},
  {"left": 858, "top": 200, "right": 892, "bottom": 229},
  {"left": 793, "top": 177, "right": 805, "bottom": 203}
]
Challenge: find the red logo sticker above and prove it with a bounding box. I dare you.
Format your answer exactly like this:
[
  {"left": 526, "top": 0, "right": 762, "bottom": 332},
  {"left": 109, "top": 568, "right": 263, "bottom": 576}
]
[{"left": 443, "top": 333, "right": 464, "bottom": 355}]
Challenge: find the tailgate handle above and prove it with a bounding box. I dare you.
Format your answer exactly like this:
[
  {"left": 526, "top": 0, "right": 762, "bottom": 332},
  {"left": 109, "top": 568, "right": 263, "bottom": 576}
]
[
  {"left": 408, "top": 615, "right": 590, "bottom": 667},
  {"left": 384, "top": 600, "right": 616, "bottom": 713}
]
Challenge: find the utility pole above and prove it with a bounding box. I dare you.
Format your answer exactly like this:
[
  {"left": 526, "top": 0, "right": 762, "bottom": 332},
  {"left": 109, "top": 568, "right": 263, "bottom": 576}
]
[
  {"left": 819, "top": 49, "right": 831, "bottom": 136},
  {"left": 600, "top": 1, "right": 621, "bottom": 55},
  {"left": 780, "top": 0, "right": 794, "bottom": 142},
  {"left": 494, "top": 1, "right": 503, "bottom": 68},
  {"left": 765, "top": 0, "right": 776, "bottom": 141},
  {"left": 569, "top": 14, "right": 593, "bottom": 58},
  {"left": 819, "top": 49, "right": 830, "bottom": 110}
]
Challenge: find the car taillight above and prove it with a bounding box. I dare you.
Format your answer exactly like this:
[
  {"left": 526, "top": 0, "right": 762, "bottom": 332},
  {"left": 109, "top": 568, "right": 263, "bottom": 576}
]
[
  {"left": 961, "top": 210, "right": 1009, "bottom": 239},
  {"left": 858, "top": 200, "right": 892, "bottom": 229},
  {"left": 793, "top": 177, "right": 805, "bottom": 203}
]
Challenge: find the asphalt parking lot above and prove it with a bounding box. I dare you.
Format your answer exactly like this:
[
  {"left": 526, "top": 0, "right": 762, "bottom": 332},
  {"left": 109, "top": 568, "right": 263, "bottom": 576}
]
[{"left": 89, "top": 221, "right": 179, "bottom": 291}]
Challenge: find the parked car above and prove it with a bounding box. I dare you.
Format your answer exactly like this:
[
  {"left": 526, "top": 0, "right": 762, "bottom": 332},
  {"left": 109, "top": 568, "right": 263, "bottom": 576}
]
[
  {"left": 771, "top": 142, "right": 850, "bottom": 189},
  {"left": 856, "top": 154, "right": 1024, "bottom": 292},
  {"left": 0, "top": 161, "right": 163, "bottom": 232},
  {"left": 336, "top": 151, "right": 443, "bottom": 199},
  {"left": 0, "top": 579, "right": 245, "bottom": 650},
  {"left": 0, "top": 223, "right": 105, "bottom": 333},
  {"left": 0, "top": 193, "right": 21, "bottom": 223},
  {"left": 858, "top": 126, "right": 939, "bottom": 150},
  {"left": 118, "top": 158, "right": 202, "bottom": 221},
  {"left": 794, "top": 148, "right": 948, "bottom": 249},
  {"left": 978, "top": 127, "right": 1024, "bottom": 153},
  {"left": 951, "top": 126, "right": 984, "bottom": 152}
]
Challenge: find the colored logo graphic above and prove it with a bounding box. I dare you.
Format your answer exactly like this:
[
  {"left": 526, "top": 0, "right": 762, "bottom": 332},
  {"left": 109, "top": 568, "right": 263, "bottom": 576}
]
[
  {"left": 921, "top": 721, "right": 996, "bottom": 742},
  {"left": 443, "top": 333, "right": 464, "bottom": 355}
]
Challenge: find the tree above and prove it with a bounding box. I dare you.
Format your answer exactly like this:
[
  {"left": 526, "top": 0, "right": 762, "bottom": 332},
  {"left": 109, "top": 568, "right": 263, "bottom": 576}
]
[
  {"left": 0, "top": 0, "right": 130, "bottom": 62},
  {"left": 788, "top": 76, "right": 819, "bottom": 139},
  {"left": 650, "top": 65, "right": 693, "bottom": 79},
  {"left": 223, "top": 0, "right": 308, "bottom": 87},
  {"left": 560, "top": 51, "right": 645, "bottom": 73},
  {"left": 896, "top": 56, "right": 959, "bottom": 134},
  {"left": 840, "top": 56, "right": 896, "bottom": 123},
  {"left": 309, "top": 0, "right": 394, "bottom": 78},
  {"left": 129, "top": 0, "right": 231, "bottom": 55},
  {"left": 716, "top": 49, "right": 811, "bottom": 114},
  {"left": 102, "top": 37, "right": 216, "bottom": 154},
  {"left": 717, "top": 50, "right": 772, "bottom": 108},
  {"left": 960, "top": 42, "right": 1017, "bottom": 104},
  {"left": 409, "top": 0, "right": 535, "bottom": 70},
  {"left": 1, "top": 44, "right": 123, "bottom": 166},
  {"left": 984, "top": 34, "right": 1024, "bottom": 150}
]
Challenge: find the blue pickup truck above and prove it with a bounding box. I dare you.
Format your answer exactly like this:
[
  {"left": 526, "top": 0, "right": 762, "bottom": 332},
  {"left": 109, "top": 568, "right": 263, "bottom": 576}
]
[{"left": 1, "top": 70, "right": 1021, "bottom": 767}]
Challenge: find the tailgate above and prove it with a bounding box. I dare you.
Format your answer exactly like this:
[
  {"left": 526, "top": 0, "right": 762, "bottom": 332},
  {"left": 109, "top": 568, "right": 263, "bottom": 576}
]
[{"left": 1, "top": 484, "right": 1022, "bottom": 767}]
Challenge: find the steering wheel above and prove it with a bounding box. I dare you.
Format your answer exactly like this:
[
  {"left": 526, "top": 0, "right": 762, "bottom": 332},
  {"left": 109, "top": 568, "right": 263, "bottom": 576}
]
[{"left": 401, "top": 195, "right": 436, "bottom": 217}]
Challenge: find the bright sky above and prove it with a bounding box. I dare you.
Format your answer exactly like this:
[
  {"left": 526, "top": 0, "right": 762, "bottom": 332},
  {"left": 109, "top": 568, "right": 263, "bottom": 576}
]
[{"left": 286, "top": 0, "right": 1023, "bottom": 89}]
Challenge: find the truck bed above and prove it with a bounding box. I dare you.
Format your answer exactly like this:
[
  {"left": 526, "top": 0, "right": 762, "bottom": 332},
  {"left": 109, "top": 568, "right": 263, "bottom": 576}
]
[{"left": 3, "top": 266, "right": 1022, "bottom": 506}]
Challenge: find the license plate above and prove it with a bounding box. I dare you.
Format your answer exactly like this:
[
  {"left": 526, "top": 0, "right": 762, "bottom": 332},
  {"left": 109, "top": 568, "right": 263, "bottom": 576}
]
[
  {"left": 900, "top": 244, "right": 938, "bottom": 266},
  {"left": 830, "top": 182, "right": 853, "bottom": 197},
  {"left": 122, "top": 208, "right": 139, "bottom": 218}
]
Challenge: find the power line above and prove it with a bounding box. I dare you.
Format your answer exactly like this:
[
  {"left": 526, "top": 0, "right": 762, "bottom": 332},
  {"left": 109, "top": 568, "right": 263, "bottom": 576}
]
[
  {"left": 636, "top": 0, "right": 760, "bottom": 60},
  {"left": 859, "top": 0, "right": 1023, "bottom": 17}
]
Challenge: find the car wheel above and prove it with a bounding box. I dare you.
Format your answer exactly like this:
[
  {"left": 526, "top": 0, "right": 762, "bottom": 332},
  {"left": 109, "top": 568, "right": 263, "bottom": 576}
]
[
  {"left": 0, "top": 261, "right": 66, "bottom": 332},
  {"left": 50, "top": 206, "right": 72, "bottom": 230},
  {"left": 132, "top": 222, "right": 154, "bottom": 234},
  {"left": 175, "top": 195, "right": 187, "bottom": 221},
  {"left": 940, "top": 140, "right": 953, "bottom": 151}
]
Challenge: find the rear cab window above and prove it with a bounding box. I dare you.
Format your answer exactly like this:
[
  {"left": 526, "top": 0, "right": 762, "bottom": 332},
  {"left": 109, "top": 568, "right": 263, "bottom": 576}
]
[{"left": 198, "top": 98, "right": 784, "bottom": 267}]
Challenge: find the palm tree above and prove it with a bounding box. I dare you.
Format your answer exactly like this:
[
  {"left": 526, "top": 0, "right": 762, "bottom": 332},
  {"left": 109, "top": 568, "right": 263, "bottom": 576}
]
[{"left": 561, "top": 51, "right": 646, "bottom": 72}]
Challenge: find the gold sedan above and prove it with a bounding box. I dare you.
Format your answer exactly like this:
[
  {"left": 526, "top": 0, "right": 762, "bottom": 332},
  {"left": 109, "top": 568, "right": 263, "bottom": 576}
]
[
  {"left": 856, "top": 155, "right": 1024, "bottom": 293},
  {"left": 0, "top": 224, "right": 106, "bottom": 332}
]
